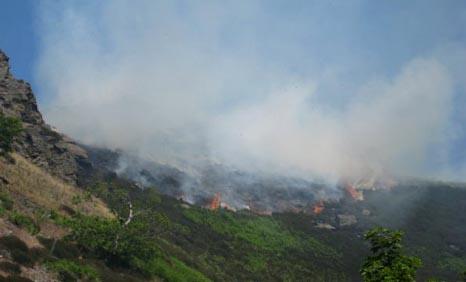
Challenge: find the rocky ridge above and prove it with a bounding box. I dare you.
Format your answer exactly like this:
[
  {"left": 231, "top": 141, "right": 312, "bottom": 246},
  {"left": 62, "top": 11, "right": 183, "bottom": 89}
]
[{"left": 0, "top": 50, "right": 88, "bottom": 184}]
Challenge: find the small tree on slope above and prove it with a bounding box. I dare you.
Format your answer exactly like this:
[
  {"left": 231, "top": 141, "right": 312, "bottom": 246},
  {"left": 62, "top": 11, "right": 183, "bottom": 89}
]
[
  {"left": 0, "top": 113, "right": 22, "bottom": 155},
  {"left": 361, "top": 227, "right": 422, "bottom": 282}
]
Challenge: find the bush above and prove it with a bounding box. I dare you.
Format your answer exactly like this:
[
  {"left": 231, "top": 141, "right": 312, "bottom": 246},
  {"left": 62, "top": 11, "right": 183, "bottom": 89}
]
[
  {"left": 8, "top": 211, "right": 40, "bottom": 235},
  {"left": 360, "top": 227, "right": 422, "bottom": 282},
  {"left": 45, "top": 259, "right": 100, "bottom": 282},
  {"left": 65, "top": 214, "right": 160, "bottom": 274},
  {"left": 142, "top": 257, "right": 211, "bottom": 282},
  {"left": 0, "top": 113, "right": 22, "bottom": 155},
  {"left": 0, "top": 192, "right": 13, "bottom": 210}
]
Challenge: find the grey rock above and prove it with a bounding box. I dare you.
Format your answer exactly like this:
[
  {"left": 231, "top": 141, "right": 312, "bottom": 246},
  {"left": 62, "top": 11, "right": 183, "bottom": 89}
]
[{"left": 0, "top": 49, "right": 89, "bottom": 184}]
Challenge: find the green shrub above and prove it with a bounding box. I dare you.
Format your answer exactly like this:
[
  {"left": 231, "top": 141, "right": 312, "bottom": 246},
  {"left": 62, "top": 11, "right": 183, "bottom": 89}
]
[
  {"left": 438, "top": 256, "right": 466, "bottom": 274},
  {"left": 143, "top": 257, "right": 211, "bottom": 282},
  {"left": 45, "top": 259, "right": 101, "bottom": 282},
  {"left": 245, "top": 254, "right": 267, "bottom": 273},
  {"left": 8, "top": 211, "right": 40, "bottom": 235},
  {"left": 65, "top": 214, "right": 160, "bottom": 274},
  {"left": 360, "top": 227, "right": 422, "bottom": 282},
  {"left": 0, "top": 113, "right": 22, "bottom": 155},
  {"left": 0, "top": 192, "right": 13, "bottom": 211}
]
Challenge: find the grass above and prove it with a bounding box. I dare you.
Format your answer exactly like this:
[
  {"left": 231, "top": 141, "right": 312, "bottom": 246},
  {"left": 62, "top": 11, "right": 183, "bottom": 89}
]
[
  {"left": 244, "top": 254, "right": 267, "bottom": 273},
  {"left": 438, "top": 256, "right": 466, "bottom": 274},
  {"left": 145, "top": 256, "right": 211, "bottom": 282},
  {"left": 8, "top": 211, "right": 40, "bottom": 235},
  {"left": 0, "top": 154, "right": 113, "bottom": 218},
  {"left": 45, "top": 259, "right": 101, "bottom": 282},
  {"left": 183, "top": 207, "right": 341, "bottom": 258},
  {"left": 184, "top": 208, "right": 300, "bottom": 252},
  {"left": 0, "top": 192, "right": 13, "bottom": 210}
]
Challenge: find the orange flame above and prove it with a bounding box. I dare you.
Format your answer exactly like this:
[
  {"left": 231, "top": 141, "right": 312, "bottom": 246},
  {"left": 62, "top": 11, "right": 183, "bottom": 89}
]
[
  {"left": 209, "top": 193, "right": 221, "bottom": 210},
  {"left": 345, "top": 185, "right": 364, "bottom": 201},
  {"left": 312, "top": 200, "right": 325, "bottom": 214}
]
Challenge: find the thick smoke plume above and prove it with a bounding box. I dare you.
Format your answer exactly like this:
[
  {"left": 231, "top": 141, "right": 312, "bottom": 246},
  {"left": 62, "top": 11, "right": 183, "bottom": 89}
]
[{"left": 35, "top": 1, "right": 464, "bottom": 187}]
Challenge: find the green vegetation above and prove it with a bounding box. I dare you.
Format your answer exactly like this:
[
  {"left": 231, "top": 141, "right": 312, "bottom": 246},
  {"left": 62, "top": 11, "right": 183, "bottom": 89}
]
[
  {"left": 184, "top": 208, "right": 298, "bottom": 251},
  {"left": 80, "top": 176, "right": 347, "bottom": 280},
  {"left": 61, "top": 212, "right": 209, "bottom": 281},
  {"left": 45, "top": 259, "right": 100, "bottom": 282},
  {"left": 2, "top": 160, "right": 466, "bottom": 281},
  {"left": 0, "top": 113, "right": 22, "bottom": 155},
  {"left": 65, "top": 214, "right": 158, "bottom": 273},
  {"left": 146, "top": 257, "right": 211, "bottom": 282},
  {"left": 438, "top": 256, "right": 466, "bottom": 273},
  {"left": 8, "top": 211, "right": 40, "bottom": 235},
  {"left": 184, "top": 207, "right": 342, "bottom": 258},
  {"left": 0, "top": 191, "right": 13, "bottom": 215},
  {"left": 361, "top": 227, "right": 422, "bottom": 282}
]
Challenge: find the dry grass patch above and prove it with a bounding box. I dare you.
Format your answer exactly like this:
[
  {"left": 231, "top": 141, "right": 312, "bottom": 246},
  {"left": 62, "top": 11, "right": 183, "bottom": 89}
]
[{"left": 0, "top": 154, "right": 113, "bottom": 219}]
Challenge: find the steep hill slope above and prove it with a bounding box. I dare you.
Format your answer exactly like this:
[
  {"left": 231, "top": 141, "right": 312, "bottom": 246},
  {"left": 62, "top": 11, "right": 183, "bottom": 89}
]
[
  {"left": 0, "top": 153, "right": 111, "bottom": 218},
  {"left": 0, "top": 50, "right": 88, "bottom": 184},
  {"left": 0, "top": 154, "right": 116, "bottom": 281}
]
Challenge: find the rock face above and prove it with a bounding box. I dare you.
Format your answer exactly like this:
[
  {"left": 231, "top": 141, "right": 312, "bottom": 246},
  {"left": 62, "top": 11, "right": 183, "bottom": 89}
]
[{"left": 0, "top": 50, "right": 88, "bottom": 184}]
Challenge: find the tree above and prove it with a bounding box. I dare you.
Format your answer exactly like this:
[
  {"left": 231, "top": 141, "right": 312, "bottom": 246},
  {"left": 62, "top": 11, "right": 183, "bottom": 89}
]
[
  {"left": 65, "top": 214, "right": 161, "bottom": 275},
  {"left": 361, "top": 227, "right": 422, "bottom": 282},
  {"left": 0, "top": 113, "right": 22, "bottom": 155}
]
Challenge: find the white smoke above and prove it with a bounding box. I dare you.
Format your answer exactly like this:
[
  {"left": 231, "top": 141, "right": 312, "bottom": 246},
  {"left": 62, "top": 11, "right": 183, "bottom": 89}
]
[
  {"left": 34, "top": 1, "right": 463, "bottom": 182},
  {"left": 209, "top": 59, "right": 453, "bottom": 180}
]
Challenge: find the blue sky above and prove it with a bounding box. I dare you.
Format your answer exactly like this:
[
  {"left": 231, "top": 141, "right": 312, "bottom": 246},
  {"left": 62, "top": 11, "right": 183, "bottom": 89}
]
[
  {"left": 2, "top": 1, "right": 465, "bottom": 101},
  {"left": 1, "top": 1, "right": 466, "bottom": 180},
  {"left": 0, "top": 1, "right": 37, "bottom": 85}
]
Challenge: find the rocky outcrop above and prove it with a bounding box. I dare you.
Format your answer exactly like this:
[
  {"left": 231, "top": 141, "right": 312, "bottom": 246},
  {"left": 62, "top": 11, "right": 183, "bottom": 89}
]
[{"left": 0, "top": 49, "right": 88, "bottom": 184}]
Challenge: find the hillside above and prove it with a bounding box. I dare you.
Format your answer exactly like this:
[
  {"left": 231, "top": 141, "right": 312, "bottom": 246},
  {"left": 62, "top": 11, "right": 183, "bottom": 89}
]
[
  {"left": 0, "top": 154, "right": 114, "bottom": 281},
  {"left": 1, "top": 49, "right": 466, "bottom": 281},
  {"left": 0, "top": 50, "right": 88, "bottom": 184}
]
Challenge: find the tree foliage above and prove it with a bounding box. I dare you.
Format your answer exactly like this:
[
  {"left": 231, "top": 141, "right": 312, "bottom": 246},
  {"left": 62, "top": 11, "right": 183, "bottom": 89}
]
[
  {"left": 361, "top": 227, "right": 422, "bottom": 282},
  {"left": 0, "top": 113, "right": 22, "bottom": 155},
  {"left": 65, "top": 215, "right": 158, "bottom": 270}
]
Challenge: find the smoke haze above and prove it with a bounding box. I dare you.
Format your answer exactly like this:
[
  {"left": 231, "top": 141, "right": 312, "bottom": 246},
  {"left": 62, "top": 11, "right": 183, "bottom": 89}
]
[{"left": 35, "top": 1, "right": 466, "bottom": 182}]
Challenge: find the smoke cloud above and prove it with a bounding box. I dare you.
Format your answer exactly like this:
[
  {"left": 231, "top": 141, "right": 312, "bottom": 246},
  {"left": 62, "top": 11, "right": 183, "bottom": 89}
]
[{"left": 34, "top": 1, "right": 465, "bottom": 183}]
